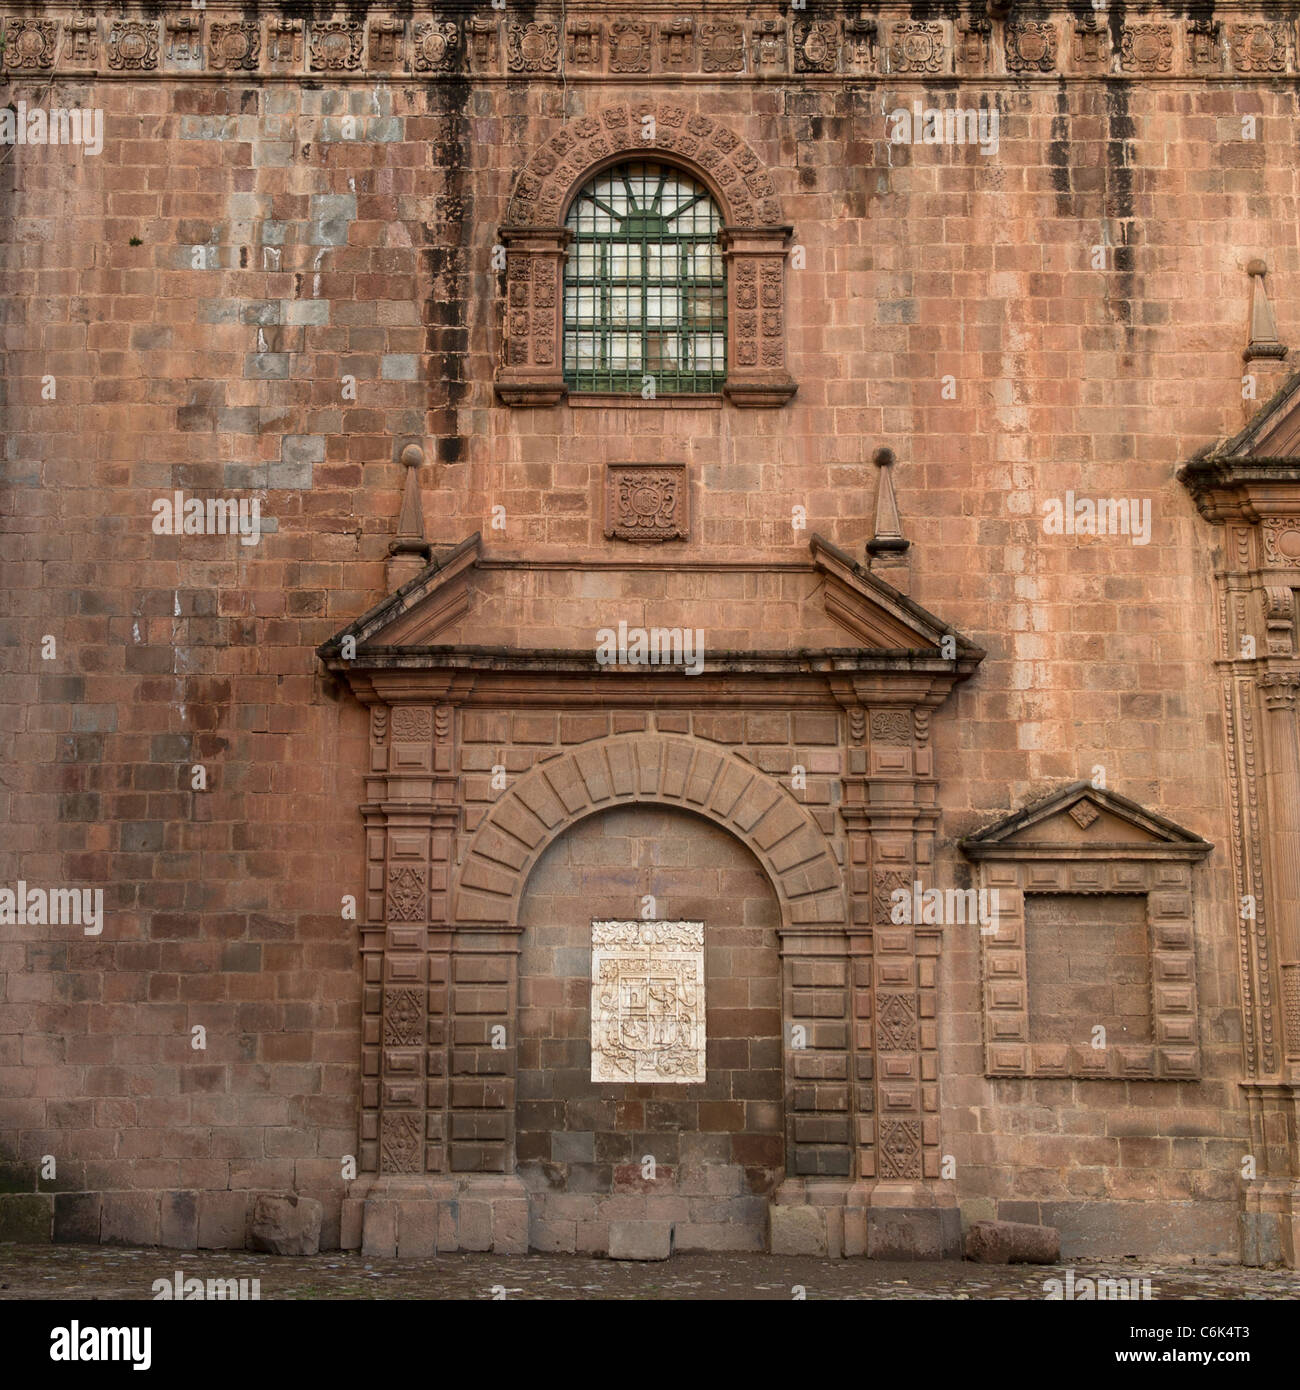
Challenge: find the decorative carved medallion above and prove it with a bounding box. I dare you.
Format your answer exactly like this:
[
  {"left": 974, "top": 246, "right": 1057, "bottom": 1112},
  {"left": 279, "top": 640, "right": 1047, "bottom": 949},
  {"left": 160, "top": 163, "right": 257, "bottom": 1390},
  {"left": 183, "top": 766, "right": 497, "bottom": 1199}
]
[
  {"left": 107, "top": 20, "right": 160, "bottom": 71},
  {"left": 1263, "top": 518, "right": 1300, "bottom": 566},
  {"left": 873, "top": 868, "right": 912, "bottom": 925},
  {"left": 1120, "top": 25, "right": 1174, "bottom": 74},
  {"left": 794, "top": 20, "right": 839, "bottom": 73},
  {"left": 309, "top": 21, "right": 364, "bottom": 72},
  {"left": 383, "top": 988, "right": 424, "bottom": 1047},
  {"left": 4, "top": 18, "right": 57, "bottom": 70},
  {"left": 700, "top": 21, "right": 745, "bottom": 73},
  {"left": 1068, "top": 799, "right": 1100, "bottom": 830},
  {"left": 876, "top": 993, "right": 918, "bottom": 1051},
  {"left": 380, "top": 1112, "right": 422, "bottom": 1174},
  {"left": 889, "top": 22, "right": 945, "bottom": 75},
  {"left": 591, "top": 920, "right": 705, "bottom": 1083},
  {"left": 1005, "top": 21, "right": 1058, "bottom": 73},
  {"left": 870, "top": 710, "right": 911, "bottom": 745},
  {"left": 413, "top": 21, "right": 458, "bottom": 73},
  {"left": 387, "top": 865, "right": 427, "bottom": 922},
  {"left": 877, "top": 1119, "right": 923, "bottom": 1180},
  {"left": 209, "top": 22, "right": 260, "bottom": 71},
  {"left": 391, "top": 707, "right": 433, "bottom": 741},
  {"left": 609, "top": 20, "right": 651, "bottom": 73},
  {"left": 1230, "top": 23, "right": 1289, "bottom": 73},
  {"left": 606, "top": 464, "right": 689, "bottom": 544},
  {"left": 507, "top": 22, "right": 560, "bottom": 74}
]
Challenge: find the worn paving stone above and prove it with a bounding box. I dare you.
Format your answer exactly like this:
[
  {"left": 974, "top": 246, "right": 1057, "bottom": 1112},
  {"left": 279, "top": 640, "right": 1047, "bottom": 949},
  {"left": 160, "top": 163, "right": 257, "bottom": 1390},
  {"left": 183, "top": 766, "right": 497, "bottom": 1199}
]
[{"left": 0, "top": 1245, "right": 1298, "bottom": 1301}]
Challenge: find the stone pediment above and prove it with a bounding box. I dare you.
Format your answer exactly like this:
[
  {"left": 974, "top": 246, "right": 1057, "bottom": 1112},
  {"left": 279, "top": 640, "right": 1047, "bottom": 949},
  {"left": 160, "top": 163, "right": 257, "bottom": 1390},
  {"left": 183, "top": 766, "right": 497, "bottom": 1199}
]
[
  {"left": 318, "top": 532, "right": 985, "bottom": 671},
  {"left": 959, "top": 782, "right": 1213, "bottom": 861},
  {"left": 1180, "top": 369, "right": 1300, "bottom": 522}
]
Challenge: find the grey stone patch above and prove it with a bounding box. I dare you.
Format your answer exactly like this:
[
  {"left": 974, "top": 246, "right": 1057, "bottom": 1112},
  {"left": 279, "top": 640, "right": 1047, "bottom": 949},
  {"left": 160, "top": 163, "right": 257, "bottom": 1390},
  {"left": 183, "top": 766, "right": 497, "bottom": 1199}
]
[
  {"left": 965, "top": 1219, "right": 1061, "bottom": 1265},
  {"left": 227, "top": 193, "right": 269, "bottom": 221},
  {"left": 223, "top": 463, "right": 269, "bottom": 489},
  {"left": 244, "top": 353, "right": 289, "bottom": 380},
  {"left": 216, "top": 407, "right": 262, "bottom": 435},
  {"left": 198, "top": 300, "right": 242, "bottom": 325},
  {"left": 70, "top": 705, "right": 118, "bottom": 734},
  {"left": 608, "top": 1221, "right": 674, "bottom": 1261},
  {"left": 265, "top": 88, "right": 296, "bottom": 116},
  {"left": 552, "top": 1131, "right": 595, "bottom": 1164},
  {"left": 366, "top": 117, "right": 404, "bottom": 143},
  {"left": 878, "top": 299, "right": 920, "bottom": 325},
  {"left": 240, "top": 301, "right": 281, "bottom": 327},
  {"left": 253, "top": 142, "right": 294, "bottom": 169},
  {"left": 282, "top": 435, "right": 325, "bottom": 467},
  {"left": 308, "top": 193, "right": 357, "bottom": 247},
  {"left": 261, "top": 221, "right": 288, "bottom": 247},
  {"left": 284, "top": 299, "right": 329, "bottom": 326},
  {"left": 381, "top": 354, "right": 419, "bottom": 381},
  {"left": 268, "top": 458, "right": 312, "bottom": 490},
  {"left": 179, "top": 115, "right": 238, "bottom": 141}
]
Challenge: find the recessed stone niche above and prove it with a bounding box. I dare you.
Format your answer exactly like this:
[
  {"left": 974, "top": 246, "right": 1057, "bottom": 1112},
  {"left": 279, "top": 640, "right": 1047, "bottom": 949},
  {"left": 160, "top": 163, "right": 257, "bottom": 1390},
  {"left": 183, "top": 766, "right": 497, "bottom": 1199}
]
[{"left": 590, "top": 920, "right": 705, "bottom": 1082}]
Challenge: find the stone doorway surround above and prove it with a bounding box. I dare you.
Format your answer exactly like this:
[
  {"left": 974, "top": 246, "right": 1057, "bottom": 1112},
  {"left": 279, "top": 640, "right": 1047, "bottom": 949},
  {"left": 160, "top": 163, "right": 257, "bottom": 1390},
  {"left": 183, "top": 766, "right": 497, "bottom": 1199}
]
[{"left": 319, "top": 534, "right": 985, "bottom": 1257}]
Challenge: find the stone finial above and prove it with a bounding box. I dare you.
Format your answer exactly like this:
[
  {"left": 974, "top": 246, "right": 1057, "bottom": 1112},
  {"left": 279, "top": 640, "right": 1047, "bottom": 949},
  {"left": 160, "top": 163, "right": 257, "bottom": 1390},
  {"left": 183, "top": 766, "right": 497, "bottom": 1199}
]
[
  {"left": 1245, "top": 260, "right": 1288, "bottom": 363},
  {"left": 867, "top": 448, "right": 909, "bottom": 556},
  {"left": 386, "top": 443, "right": 432, "bottom": 592}
]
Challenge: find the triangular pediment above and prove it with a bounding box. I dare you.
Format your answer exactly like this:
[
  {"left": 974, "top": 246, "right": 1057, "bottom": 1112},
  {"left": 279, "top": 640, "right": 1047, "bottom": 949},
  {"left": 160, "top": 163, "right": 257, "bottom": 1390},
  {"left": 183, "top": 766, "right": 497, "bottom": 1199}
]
[
  {"left": 960, "top": 782, "right": 1213, "bottom": 861},
  {"left": 318, "top": 533, "right": 986, "bottom": 671}
]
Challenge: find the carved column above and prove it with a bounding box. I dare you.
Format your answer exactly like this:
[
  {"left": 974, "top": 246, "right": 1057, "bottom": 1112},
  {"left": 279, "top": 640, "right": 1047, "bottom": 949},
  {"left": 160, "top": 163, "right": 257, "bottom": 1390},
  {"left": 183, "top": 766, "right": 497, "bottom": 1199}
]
[
  {"left": 493, "top": 225, "right": 570, "bottom": 406},
  {"left": 1259, "top": 676, "right": 1300, "bottom": 1071},
  {"left": 720, "top": 226, "right": 797, "bottom": 407},
  {"left": 839, "top": 696, "right": 955, "bottom": 1258}
]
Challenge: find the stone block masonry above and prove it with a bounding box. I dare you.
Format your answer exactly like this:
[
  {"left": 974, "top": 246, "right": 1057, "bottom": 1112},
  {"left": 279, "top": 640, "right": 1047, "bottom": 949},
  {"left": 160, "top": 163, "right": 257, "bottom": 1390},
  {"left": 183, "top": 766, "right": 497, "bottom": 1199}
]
[{"left": 0, "top": 1, "right": 1296, "bottom": 1264}]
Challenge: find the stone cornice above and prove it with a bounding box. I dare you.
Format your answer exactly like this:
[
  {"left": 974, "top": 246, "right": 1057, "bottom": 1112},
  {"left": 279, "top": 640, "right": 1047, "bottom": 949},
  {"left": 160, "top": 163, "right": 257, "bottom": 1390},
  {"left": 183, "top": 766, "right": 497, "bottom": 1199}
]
[{"left": 2, "top": 6, "right": 1297, "bottom": 83}]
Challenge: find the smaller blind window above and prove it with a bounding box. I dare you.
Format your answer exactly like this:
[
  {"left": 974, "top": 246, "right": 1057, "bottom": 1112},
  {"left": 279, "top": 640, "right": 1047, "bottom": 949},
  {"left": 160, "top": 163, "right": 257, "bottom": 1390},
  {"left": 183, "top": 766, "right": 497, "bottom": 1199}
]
[{"left": 564, "top": 162, "right": 726, "bottom": 395}]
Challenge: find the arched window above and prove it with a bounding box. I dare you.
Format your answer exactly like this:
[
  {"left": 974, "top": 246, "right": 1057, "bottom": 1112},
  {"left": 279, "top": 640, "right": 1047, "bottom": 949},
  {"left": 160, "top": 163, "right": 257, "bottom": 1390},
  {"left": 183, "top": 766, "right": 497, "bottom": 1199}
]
[{"left": 563, "top": 162, "right": 726, "bottom": 396}]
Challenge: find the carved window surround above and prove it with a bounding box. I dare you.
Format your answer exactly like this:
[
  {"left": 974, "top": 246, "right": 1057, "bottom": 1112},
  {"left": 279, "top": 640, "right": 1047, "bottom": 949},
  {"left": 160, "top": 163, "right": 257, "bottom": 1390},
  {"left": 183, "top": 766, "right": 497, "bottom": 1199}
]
[
  {"left": 961, "top": 784, "right": 1213, "bottom": 1082},
  {"left": 495, "top": 103, "right": 797, "bottom": 410}
]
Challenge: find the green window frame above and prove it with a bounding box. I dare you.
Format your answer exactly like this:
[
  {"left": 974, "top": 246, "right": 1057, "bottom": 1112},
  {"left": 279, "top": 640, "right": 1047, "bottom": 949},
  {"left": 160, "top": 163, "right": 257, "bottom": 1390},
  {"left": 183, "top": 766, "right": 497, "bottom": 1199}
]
[{"left": 563, "top": 162, "right": 727, "bottom": 396}]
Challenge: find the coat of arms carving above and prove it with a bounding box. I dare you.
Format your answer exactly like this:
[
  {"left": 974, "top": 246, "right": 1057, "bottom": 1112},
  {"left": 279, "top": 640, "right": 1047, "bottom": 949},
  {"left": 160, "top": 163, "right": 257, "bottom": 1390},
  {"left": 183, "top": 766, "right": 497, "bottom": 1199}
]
[{"left": 591, "top": 921, "right": 705, "bottom": 1083}]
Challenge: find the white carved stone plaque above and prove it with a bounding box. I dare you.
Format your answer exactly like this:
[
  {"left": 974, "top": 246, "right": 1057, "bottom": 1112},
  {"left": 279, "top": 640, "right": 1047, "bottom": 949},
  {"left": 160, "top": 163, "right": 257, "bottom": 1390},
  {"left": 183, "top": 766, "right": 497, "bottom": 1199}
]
[{"left": 590, "top": 920, "right": 705, "bottom": 1083}]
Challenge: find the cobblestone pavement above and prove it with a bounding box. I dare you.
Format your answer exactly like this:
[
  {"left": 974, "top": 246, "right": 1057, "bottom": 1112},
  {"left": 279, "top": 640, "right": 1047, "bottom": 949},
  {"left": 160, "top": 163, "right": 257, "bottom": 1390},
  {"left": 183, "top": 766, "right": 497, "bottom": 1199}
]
[{"left": 1, "top": 1244, "right": 1298, "bottom": 1299}]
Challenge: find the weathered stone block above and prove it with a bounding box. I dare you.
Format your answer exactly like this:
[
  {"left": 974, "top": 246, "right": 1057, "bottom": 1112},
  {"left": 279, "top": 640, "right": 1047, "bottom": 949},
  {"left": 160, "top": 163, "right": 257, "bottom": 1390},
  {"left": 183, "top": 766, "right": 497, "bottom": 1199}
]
[
  {"left": 53, "top": 1192, "right": 101, "bottom": 1244},
  {"left": 0, "top": 1193, "right": 53, "bottom": 1243},
  {"left": 160, "top": 1190, "right": 199, "bottom": 1249},
  {"left": 770, "top": 1203, "right": 825, "bottom": 1256},
  {"left": 197, "top": 1191, "right": 247, "bottom": 1250},
  {"left": 965, "top": 1219, "right": 1061, "bottom": 1265},
  {"left": 608, "top": 1220, "right": 673, "bottom": 1260},
  {"left": 102, "top": 1192, "right": 160, "bottom": 1247},
  {"left": 249, "top": 1194, "right": 322, "bottom": 1256}
]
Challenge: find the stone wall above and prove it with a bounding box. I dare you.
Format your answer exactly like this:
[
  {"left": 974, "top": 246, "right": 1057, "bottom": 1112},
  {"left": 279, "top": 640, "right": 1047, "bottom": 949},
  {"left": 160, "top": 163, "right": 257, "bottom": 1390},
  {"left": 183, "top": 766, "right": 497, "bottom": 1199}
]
[{"left": 0, "top": 1, "right": 1295, "bottom": 1259}]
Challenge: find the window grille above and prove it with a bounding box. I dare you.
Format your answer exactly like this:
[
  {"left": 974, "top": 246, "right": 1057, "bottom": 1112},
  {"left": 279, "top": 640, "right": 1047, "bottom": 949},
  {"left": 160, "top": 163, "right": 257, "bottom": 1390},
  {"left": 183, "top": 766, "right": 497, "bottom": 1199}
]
[{"left": 563, "top": 162, "right": 726, "bottom": 395}]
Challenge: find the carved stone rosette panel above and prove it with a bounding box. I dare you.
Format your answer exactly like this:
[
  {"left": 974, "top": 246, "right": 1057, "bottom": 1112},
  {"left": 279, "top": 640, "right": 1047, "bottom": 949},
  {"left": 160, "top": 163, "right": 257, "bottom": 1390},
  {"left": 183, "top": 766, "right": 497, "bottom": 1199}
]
[{"left": 604, "top": 463, "right": 689, "bottom": 543}]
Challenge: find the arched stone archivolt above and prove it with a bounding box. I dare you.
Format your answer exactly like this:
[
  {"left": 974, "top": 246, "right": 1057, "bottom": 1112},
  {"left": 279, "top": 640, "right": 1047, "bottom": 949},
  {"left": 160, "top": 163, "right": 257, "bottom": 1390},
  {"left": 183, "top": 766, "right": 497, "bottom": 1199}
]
[
  {"left": 496, "top": 103, "right": 797, "bottom": 407},
  {"left": 454, "top": 733, "right": 845, "bottom": 929},
  {"left": 506, "top": 101, "right": 785, "bottom": 229}
]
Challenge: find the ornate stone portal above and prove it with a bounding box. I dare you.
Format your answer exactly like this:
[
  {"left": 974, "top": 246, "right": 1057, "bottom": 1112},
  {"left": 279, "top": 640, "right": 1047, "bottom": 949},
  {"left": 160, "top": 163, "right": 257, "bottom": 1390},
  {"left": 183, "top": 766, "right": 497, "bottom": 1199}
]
[
  {"left": 590, "top": 920, "right": 705, "bottom": 1083},
  {"left": 319, "top": 531, "right": 985, "bottom": 1257}
]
